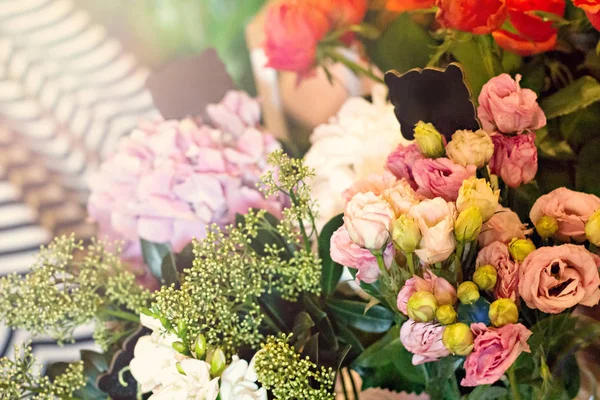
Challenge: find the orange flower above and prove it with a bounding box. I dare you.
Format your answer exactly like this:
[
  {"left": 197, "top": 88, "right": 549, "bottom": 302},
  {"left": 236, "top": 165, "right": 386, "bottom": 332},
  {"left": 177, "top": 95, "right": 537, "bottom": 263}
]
[
  {"left": 436, "top": 0, "right": 508, "bottom": 35},
  {"left": 320, "top": 0, "right": 368, "bottom": 26},
  {"left": 386, "top": 0, "right": 436, "bottom": 13},
  {"left": 492, "top": 0, "right": 566, "bottom": 56},
  {"left": 573, "top": 0, "right": 600, "bottom": 30}
]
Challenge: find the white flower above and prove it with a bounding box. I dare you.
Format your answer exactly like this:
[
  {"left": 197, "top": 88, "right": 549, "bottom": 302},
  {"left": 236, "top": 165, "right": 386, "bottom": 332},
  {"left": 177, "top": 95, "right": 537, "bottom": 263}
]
[
  {"left": 304, "top": 85, "right": 410, "bottom": 228},
  {"left": 150, "top": 359, "right": 219, "bottom": 400},
  {"left": 130, "top": 336, "right": 179, "bottom": 393},
  {"left": 220, "top": 355, "right": 267, "bottom": 400},
  {"left": 130, "top": 315, "right": 181, "bottom": 393}
]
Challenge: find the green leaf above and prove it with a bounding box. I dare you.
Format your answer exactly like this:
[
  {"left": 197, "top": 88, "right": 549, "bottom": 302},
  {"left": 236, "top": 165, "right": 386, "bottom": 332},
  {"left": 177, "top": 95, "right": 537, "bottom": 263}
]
[
  {"left": 161, "top": 251, "right": 179, "bottom": 287},
  {"left": 292, "top": 312, "right": 315, "bottom": 351},
  {"left": 541, "top": 76, "right": 600, "bottom": 119},
  {"left": 559, "top": 103, "right": 600, "bottom": 151},
  {"left": 451, "top": 33, "right": 502, "bottom": 100},
  {"left": 304, "top": 295, "right": 338, "bottom": 350},
  {"left": 335, "top": 321, "right": 365, "bottom": 353},
  {"left": 327, "top": 299, "right": 394, "bottom": 333},
  {"left": 352, "top": 325, "right": 401, "bottom": 369},
  {"left": 364, "top": 13, "right": 436, "bottom": 74},
  {"left": 140, "top": 239, "right": 171, "bottom": 281},
  {"left": 318, "top": 214, "right": 344, "bottom": 297},
  {"left": 577, "top": 137, "right": 600, "bottom": 196},
  {"left": 467, "top": 385, "right": 510, "bottom": 399},
  {"left": 535, "top": 127, "right": 575, "bottom": 161}
]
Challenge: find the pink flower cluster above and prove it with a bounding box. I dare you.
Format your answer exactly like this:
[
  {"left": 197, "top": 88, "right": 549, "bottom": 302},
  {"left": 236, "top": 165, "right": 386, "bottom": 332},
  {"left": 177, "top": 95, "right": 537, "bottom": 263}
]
[
  {"left": 478, "top": 74, "right": 544, "bottom": 188},
  {"left": 88, "top": 91, "right": 285, "bottom": 272}
]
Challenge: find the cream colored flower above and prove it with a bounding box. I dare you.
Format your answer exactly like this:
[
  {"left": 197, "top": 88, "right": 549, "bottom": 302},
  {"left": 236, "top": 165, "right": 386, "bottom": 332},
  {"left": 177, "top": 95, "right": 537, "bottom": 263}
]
[
  {"left": 446, "top": 129, "right": 494, "bottom": 168},
  {"left": 408, "top": 198, "right": 457, "bottom": 264},
  {"left": 456, "top": 177, "right": 499, "bottom": 221}
]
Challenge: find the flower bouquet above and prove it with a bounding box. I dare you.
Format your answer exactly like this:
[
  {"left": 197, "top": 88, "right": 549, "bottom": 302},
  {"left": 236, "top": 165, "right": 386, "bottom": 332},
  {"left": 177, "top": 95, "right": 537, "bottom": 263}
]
[{"left": 3, "top": 1, "right": 600, "bottom": 400}]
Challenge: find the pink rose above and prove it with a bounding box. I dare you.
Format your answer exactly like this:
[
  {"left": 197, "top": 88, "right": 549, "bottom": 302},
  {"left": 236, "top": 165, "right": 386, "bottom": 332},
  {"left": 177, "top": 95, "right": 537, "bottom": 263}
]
[
  {"left": 264, "top": 1, "right": 331, "bottom": 75},
  {"left": 343, "top": 192, "right": 395, "bottom": 250},
  {"left": 476, "top": 241, "right": 519, "bottom": 301},
  {"left": 397, "top": 271, "right": 457, "bottom": 315},
  {"left": 519, "top": 244, "right": 600, "bottom": 313},
  {"left": 342, "top": 172, "right": 397, "bottom": 202},
  {"left": 413, "top": 158, "right": 476, "bottom": 202},
  {"left": 408, "top": 198, "right": 457, "bottom": 264},
  {"left": 206, "top": 91, "right": 261, "bottom": 135},
  {"left": 478, "top": 205, "right": 530, "bottom": 248},
  {"left": 478, "top": 74, "right": 547, "bottom": 134},
  {"left": 386, "top": 144, "right": 425, "bottom": 190},
  {"left": 400, "top": 320, "right": 451, "bottom": 365},
  {"left": 462, "top": 323, "right": 532, "bottom": 386},
  {"left": 530, "top": 187, "right": 600, "bottom": 243},
  {"left": 489, "top": 132, "right": 538, "bottom": 188},
  {"left": 330, "top": 226, "right": 395, "bottom": 284}
]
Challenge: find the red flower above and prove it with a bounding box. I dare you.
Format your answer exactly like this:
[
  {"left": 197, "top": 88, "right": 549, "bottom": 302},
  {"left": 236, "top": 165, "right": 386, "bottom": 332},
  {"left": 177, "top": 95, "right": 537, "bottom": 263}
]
[
  {"left": 436, "top": 0, "right": 508, "bottom": 35},
  {"left": 386, "top": 0, "right": 436, "bottom": 13},
  {"left": 573, "top": 0, "right": 600, "bottom": 30},
  {"left": 264, "top": 1, "right": 331, "bottom": 74},
  {"left": 492, "top": 0, "right": 566, "bottom": 56}
]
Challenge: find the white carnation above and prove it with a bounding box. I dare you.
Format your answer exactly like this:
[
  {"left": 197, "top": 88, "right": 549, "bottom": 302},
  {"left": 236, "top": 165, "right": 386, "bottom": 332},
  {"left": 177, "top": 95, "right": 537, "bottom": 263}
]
[{"left": 304, "top": 85, "right": 410, "bottom": 228}]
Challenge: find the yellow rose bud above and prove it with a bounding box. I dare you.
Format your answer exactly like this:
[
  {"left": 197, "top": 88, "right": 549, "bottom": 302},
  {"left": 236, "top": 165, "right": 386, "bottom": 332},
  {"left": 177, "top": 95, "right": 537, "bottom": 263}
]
[
  {"left": 489, "top": 298, "right": 519, "bottom": 327},
  {"left": 456, "top": 177, "right": 500, "bottom": 222},
  {"left": 436, "top": 304, "right": 457, "bottom": 325},
  {"left": 392, "top": 215, "right": 422, "bottom": 253},
  {"left": 457, "top": 281, "right": 480, "bottom": 305},
  {"left": 414, "top": 121, "right": 445, "bottom": 158},
  {"left": 473, "top": 265, "right": 497, "bottom": 291},
  {"left": 194, "top": 334, "right": 207, "bottom": 359},
  {"left": 508, "top": 238, "right": 536, "bottom": 262},
  {"left": 407, "top": 291, "right": 438, "bottom": 322},
  {"left": 207, "top": 348, "right": 226, "bottom": 376},
  {"left": 585, "top": 209, "right": 600, "bottom": 246},
  {"left": 454, "top": 206, "right": 483, "bottom": 243},
  {"left": 442, "top": 322, "right": 474, "bottom": 356},
  {"left": 535, "top": 215, "right": 558, "bottom": 239}
]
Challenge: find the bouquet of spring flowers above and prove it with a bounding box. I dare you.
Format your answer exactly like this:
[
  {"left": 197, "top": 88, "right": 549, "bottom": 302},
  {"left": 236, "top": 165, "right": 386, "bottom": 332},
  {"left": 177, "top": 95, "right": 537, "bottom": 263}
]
[{"left": 2, "top": 60, "right": 600, "bottom": 400}]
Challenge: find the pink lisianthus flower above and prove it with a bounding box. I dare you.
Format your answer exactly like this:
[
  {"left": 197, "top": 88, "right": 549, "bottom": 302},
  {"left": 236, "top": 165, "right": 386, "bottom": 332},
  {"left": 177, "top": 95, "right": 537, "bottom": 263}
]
[
  {"left": 478, "top": 74, "right": 546, "bottom": 134},
  {"left": 343, "top": 192, "right": 395, "bottom": 250},
  {"left": 489, "top": 132, "right": 538, "bottom": 188},
  {"left": 397, "top": 271, "right": 457, "bottom": 315},
  {"left": 476, "top": 241, "right": 519, "bottom": 301},
  {"left": 519, "top": 244, "right": 600, "bottom": 313},
  {"left": 88, "top": 92, "right": 286, "bottom": 280},
  {"left": 400, "top": 320, "right": 451, "bottom": 365},
  {"left": 386, "top": 143, "right": 425, "bottom": 190},
  {"left": 462, "top": 323, "right": 532, "bottom": 386},
  {"left": 530, "top": 187, "right": 600, "bottom": 243},
  {"left": 479, "top": 205, "right": 531, "bottom": 248},
  {"left": 412, "top": 158, "right": 476, "bottom": 202},
  {"left": 342, "top": 172, "right": 398, "bottom": 202},
  {"left": 330, "top": 226, "right": 395, "bottom": 284},
  {"left": 408, "top": 198, "right": 457, "bottom": 264}
]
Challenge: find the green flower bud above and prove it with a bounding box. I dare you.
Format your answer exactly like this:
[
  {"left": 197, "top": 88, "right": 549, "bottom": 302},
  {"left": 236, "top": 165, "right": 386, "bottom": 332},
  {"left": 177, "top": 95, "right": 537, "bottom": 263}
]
[
  {"left": 442, "top": 322, "right": 474, "bottom": 356},
  {"left": 414, "top": 121, "right": 445, "bottom": 158},
  {"left": 392, "top": 215, "right": 422, "bottom": 253},
  {"left": 176, "top": 361, "right": 187, "bottom": 375},
  {"left": 407, "top": 291, "right": 438, "bottom": 322},
  {"left": 436, "top": 304, "right": 457, "bottom": 325},
  {"left": 473, "top": 265, "right": 497, "bottom": 291},
  {"left": 457, "top": 281, "right": 480, "bottom": 305},
  {"left": 489, "top": 298, "right": 519, "bottom": 327},
  {"left": 454, "top": 206, "right": 483, "bottom": 243},
  {"left": 208, "top": 348, "right": 226, "bottom": 376},
  {"left": 509, "top": 238, "right": 536, "bottom": 262},
  {"left": 194, "top": 334, "right": 207, "bottom": 359},
  {"left": 585, "top": 209, "right": 600, "bottom": 246},
  {"left": 536, "top": 215, "right": 558, "bottom": 239},
  {"left": 172, "top": 341, "right": 187, "bottom": 355}
]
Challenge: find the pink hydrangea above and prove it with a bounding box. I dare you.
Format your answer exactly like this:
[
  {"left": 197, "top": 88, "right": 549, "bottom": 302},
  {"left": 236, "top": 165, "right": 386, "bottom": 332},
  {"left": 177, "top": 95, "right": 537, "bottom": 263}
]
[{"left": 88, "top": 91, "right": 285, "bottom": 272}]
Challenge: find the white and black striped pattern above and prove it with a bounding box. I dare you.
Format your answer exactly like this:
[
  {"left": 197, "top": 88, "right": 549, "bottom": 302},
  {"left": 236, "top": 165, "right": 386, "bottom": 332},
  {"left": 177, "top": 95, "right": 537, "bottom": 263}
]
[{"left": 0, "top": 0, "right": 158, "bottom": 363}]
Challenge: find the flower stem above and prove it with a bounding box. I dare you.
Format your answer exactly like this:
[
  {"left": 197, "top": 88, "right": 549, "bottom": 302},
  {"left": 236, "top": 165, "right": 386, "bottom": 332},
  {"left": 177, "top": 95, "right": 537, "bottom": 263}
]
[
  {"left": 406, "top": 252, "right": 416, "bottom": 275},
  {"left": 102, "top": 308, "right": 140, "bottom": 323},
  {"left": 508, "top": 365, "right": 521, "bottom": 400},
  {"left": 325, "top": 48, "right": 384, "bottom": 84},
  {"left": 374, "top": 251, "right": 388, "bottom": 277}
]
